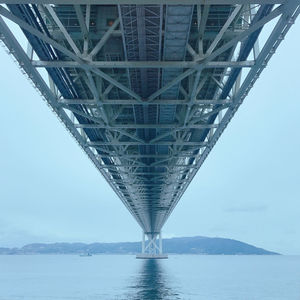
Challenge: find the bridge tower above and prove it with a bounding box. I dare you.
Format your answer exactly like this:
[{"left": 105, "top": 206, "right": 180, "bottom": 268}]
[{"left": 137, "top": 232, "right": 168, "bottom": 259}]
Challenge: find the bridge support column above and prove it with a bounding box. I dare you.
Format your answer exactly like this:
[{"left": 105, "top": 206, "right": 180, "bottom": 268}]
[
  {"left": 159, "top": 232, "right": 162, "bottom": 254},
  {"left": 136, "top": 231, "right": 168, "bottom": 259},
  {"left": 142, "top": 231, "right": 145, "bottom": 254}
]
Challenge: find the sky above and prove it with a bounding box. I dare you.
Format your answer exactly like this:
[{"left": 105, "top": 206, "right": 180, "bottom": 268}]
[{"left": 0, "top": 15, "right": 299, "bottom": 255}]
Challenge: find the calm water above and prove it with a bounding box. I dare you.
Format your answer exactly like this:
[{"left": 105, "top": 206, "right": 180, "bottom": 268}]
[{"left": 0, "top": 255, "right": 299, "bottom": 299}]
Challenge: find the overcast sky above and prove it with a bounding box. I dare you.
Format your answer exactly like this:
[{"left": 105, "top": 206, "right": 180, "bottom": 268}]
[{"left": 0, "top": 16, "right": 299, "bottom": 255}]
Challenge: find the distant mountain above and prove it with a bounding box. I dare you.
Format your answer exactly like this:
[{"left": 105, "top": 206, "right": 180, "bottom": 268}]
[{"left": 0, "top": 236, "right": 279, "bottom": 255}]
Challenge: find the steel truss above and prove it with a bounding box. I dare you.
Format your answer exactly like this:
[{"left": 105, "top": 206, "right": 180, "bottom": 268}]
[{"left": 0, "top": 1, "right": 299, "bottom": 246}]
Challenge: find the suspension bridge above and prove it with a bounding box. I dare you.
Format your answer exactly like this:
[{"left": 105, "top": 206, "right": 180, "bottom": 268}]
[{"left": 0, "top": 0, "right": 299, "bottom": 258}]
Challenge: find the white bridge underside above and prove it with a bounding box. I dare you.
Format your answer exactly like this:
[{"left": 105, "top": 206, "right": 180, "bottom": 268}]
[{"left": 0, "top": 1, "right": 299, "bottom": 245}]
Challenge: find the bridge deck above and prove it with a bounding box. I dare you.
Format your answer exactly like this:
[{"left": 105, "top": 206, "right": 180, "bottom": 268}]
[{"left": 0, "top": 1, "right": 299, "bottom": 238}]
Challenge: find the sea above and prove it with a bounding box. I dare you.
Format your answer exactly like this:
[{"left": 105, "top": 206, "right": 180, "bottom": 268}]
[{"left": 0, "top": 255, "right": 299, "bottom": 300}]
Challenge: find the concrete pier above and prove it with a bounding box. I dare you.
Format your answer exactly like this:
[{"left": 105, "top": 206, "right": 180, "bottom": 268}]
[{"left": 136, "top": 253, "right": 168, "bottom": 259}]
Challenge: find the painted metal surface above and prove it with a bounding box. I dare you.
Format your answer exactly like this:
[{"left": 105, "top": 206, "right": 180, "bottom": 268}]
[{"left": 0, "top": 2, "right": 299, "bottom": 240}]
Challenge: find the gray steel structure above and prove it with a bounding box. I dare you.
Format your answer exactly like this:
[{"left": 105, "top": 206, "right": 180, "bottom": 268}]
[{"left": 0, "top": 0, "right": 299, "bottom": 254}]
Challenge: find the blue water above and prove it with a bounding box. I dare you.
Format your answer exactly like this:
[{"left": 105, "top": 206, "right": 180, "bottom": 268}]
[{"left": 0, "top": 255, "right": 299, "bottom": 299}]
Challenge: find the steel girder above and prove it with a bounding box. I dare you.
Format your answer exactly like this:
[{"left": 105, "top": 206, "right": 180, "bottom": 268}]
[
  {"left": 1, "top": 1, "right": 298, "bottom": 4},
  {"left": 0, "top": 1, "right": 299, "bottom": 235}
]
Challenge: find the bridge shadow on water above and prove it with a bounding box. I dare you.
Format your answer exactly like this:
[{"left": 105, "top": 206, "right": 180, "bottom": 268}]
[{"left": 123, "top": 259, "right": 181, "bottom": 300}]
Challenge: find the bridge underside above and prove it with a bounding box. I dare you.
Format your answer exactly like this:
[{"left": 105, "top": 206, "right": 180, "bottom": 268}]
[{"left": 0, "top": 1, "right": 299, "bottom": 243}]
